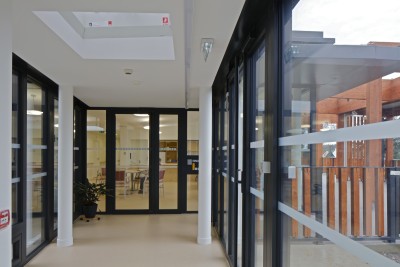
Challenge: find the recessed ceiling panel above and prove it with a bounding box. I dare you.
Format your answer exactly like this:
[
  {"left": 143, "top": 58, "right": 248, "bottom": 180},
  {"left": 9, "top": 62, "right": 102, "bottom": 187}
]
[{"left": 33, "top": 11, "right": 175, "bottom": 60}]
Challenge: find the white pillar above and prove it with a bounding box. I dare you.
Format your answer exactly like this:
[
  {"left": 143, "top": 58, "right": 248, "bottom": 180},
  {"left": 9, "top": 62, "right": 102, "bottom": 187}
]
[
  {"left": 57, "top": 85, "right": 74, "bottom": 247},
  {"left": 197, "top": 87, "right": 212, "bottom": 245},
  {"left": 0, "top": 1, "right": 13, "bottom": 266}
]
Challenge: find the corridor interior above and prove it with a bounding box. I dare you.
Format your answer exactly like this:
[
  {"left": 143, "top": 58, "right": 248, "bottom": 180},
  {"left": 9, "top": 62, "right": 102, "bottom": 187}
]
[{"left": 26, "top": 214, "right": 228, "bottom": 267}]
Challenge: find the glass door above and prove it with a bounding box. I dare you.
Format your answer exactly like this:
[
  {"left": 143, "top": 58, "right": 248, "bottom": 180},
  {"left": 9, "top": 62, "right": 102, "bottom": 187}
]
[
  {"left": 26, "top": 80, "right": 46, "bottom": 255},
  {"left": 114, "top": 113, "right": 150, "bottom": 211},
  {"left": 248, "top": 44, "right": 265, "bottom": 267},
  {"left": 159, "top": 114, "right": 179, "bottom": 210},
  {"left": 110, "top": 111, "right": 183, "bottom": 213},
  {"left": 236, "top": 65, "right": 244, "bottom": 267}
]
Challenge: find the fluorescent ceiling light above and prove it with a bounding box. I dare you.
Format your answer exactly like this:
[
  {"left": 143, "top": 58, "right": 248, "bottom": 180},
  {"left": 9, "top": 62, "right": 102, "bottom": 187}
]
[
  {"left": 87, "top": 125, "right": 105, "bottom": 131},
  {"left": 382, "top": 72, "right": 400, "bottom": 80},
  {"left": 134, "top": 114, "right": 149, "bottom": 117},
  {"left": 143, "top": 126, "right": 150, "bottom": 130},
  {"left": 54, "top": 124, "right": 59, "bottom": 128},
  {"left": 159, "top": 131, "right": 162, "bottom": 134},
  {"left": 27, "top": 110, "right": 43, "bottom": 116}
]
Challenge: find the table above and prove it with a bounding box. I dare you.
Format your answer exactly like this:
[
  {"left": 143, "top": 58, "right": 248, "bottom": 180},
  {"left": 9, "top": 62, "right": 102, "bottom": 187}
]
[{"left": 125, "top": 169, "right": 147, "bottom": 191}]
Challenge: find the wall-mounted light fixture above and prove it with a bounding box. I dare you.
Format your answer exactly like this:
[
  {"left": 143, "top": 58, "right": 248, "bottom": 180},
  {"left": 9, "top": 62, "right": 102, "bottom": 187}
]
[{"left": 201, "top": 38, "right": 214, "bottom": 62}]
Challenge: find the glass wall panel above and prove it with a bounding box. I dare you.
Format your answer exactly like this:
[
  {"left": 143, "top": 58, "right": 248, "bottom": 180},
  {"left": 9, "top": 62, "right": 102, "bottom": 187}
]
[
  {"left": 87, "top": 110, "right": 106, "bottom": 211},
  {"left": 26, "top": 81, "right": 45, "bottom": 254},
  {"left": 12, "top": 73, "right": 20, "bottom": 225},
  {"left": 12, "top": 183, "right": 18, "bottom": 225},
  {"left": 73, "top": 108, "right": 82, "bottom": 218},
  {"left": 12, "top": 73, "right": 19, "bottom": 144},
  {"left": 281, "top": 214, "right": 371, "bottom": 267},
  {"left": 281, "top": 0, "right": 400, "bottom": 266},
  {"left": 115, "top": 114, "right": 149, "bottom": 210},
  {"left": 159, "top": 115, "right": 178, "bottom": 210},
  {"left": 187, "top": 111, "right": 199, "bottom": 211},
  {"left": 54, "top": 99, "right": 58, "bottom": 230},
  {"left": 187, "top": 111, "right": 199, "bottom": 156},
  {"left": 237, "top": 66, "right": 244, "bottom": 267},
  {"left": 250, "top": 45, "right": 265, "bottom": 267},
  {"left": 216, "top": 99, "right": 225, "bottom": 235},
  {"left": 223, "top": 93, "right": 230, "bottom": 250}
]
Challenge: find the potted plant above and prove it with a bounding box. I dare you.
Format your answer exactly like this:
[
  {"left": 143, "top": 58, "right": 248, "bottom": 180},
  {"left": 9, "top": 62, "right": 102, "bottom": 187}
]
[{"left": 75, "top": 179, "right": 109, "bottom": 220}]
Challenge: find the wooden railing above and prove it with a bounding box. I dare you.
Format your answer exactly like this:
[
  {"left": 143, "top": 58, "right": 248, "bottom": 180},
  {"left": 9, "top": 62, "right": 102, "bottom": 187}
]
[{"left": 290, "top": 166, "right": 390, "bottom": 239}]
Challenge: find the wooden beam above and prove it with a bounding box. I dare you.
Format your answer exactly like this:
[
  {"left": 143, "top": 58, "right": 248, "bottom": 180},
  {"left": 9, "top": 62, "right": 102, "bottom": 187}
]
[
  {"left": 316, "top": 77, "right": 400, "bottom": 115},
  {"left": 382, "top": 81, "right": 400, "bottom": 102}
]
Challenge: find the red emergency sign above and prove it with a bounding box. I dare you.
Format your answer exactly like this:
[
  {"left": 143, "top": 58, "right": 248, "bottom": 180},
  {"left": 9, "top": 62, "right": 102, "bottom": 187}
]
[
  {"left": 162, "top": 17, "right": 169, "bottom": 25},
  {"left": 0, "top": 209, "right": 10, "bottom": 230}
]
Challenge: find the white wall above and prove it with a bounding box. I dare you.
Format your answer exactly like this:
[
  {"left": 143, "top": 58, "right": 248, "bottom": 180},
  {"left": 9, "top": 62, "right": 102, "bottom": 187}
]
[{"left": 0, "top": 0, "right": 13, "bottom": 265}]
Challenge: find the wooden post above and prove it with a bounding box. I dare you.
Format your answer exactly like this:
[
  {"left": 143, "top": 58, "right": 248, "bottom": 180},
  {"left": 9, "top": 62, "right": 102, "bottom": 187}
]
[
  {"left": 352, "top": 168, "right": 362, "bottom": 237},
  {"left": 365, "top": 78, "right": 382, "bottom": 236},
  {"left": 340, "top": 168, "right": 349, "bottom": 235}
]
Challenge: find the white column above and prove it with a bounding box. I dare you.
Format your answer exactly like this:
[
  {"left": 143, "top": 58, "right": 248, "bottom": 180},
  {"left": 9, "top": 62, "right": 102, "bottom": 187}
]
[
  {"left": 57, "top": 85, "right": 74, "bottom": 247},
  {"left": 0, "top": 1, "right": 13, "bottom": 266},
  {"left": 197, "top": 87, "right": 212, "bottom": 245}
]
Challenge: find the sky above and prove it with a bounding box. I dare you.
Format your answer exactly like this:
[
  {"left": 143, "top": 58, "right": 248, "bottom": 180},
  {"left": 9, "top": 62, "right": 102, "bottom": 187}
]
[{"left": 293, "top": 0, "right": 400, "bottom": 45}]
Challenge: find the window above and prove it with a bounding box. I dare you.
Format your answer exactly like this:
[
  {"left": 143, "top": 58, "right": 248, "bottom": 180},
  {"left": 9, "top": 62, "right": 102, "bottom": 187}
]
[{"left": 280, "top": 0, "right": 400, "bottom": 266}]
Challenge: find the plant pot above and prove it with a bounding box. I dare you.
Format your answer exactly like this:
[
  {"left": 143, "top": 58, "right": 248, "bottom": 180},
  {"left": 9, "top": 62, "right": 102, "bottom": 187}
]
[{"left": 82, "top": 204, "right": 98, "bottom": 218}]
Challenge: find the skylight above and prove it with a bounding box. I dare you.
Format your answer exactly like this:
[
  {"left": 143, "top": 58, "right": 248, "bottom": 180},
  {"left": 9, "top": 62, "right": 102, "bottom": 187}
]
[{"left": 34, "top": 11, "right": 175, "bottom": 60}]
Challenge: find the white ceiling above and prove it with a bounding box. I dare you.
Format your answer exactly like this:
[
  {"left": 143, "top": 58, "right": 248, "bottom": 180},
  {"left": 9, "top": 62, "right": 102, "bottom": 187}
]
[{"left": 12, "top": 0, "right": 245, "bottom": 108}]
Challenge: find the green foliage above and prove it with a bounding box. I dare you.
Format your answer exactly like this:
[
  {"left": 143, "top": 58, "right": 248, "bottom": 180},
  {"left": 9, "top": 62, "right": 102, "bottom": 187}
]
[{"left": 74, "top": 179, "right": 110, "bottom": 206}]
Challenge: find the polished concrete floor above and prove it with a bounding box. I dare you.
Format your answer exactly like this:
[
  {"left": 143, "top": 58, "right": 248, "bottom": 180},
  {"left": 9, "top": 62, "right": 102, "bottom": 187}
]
[{"left": 26, "top": 214, "right": 228, "bottom": 267}]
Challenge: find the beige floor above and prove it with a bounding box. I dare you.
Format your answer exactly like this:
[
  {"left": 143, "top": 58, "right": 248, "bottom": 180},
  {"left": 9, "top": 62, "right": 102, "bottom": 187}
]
[{"left": 26, "top": 214, "right": 228, "bottom": 267}]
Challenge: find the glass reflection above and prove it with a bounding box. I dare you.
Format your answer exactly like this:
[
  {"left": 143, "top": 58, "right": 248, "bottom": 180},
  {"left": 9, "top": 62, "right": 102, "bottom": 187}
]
[
  {"left": 187, "top": 111, "right": 199, "bottom": 211},
  {"left": 223, "top": 93, "right": 229, "bottom": 249},
  {"left": 26, "top": 81, "right": 45, "bottom": 254},
  {"left": 115, "top": 114, "right": 149, "bottom": 210},
  {"left": 159, "top": 114, "right": 178, "bottom": 210},
  {"left": 281, "top": 0, "right": 400, "bottom": 265},
  {"left": 54, "top": 99, "right": 58, "bottom": 230},
  {"left": 87, "top": 110, "right": 107, "bottom": 211}
]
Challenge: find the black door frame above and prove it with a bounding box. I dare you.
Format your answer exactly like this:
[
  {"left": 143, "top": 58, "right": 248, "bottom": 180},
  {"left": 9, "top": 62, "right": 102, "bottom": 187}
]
[
  {"left": 105, "top": 108, "right": 187, "bottom": 214},
  {"left": 12, "top": 54, "right": 59, "bottom": 267},
  {"left": 211, "top": 0, "right": 281, "bottom": 266}
]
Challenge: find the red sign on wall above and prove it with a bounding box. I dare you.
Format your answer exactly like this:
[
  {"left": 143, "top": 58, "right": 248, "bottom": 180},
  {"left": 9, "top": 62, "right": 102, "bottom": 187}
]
[
  {"left": 0, "top": 210, "right": 10, "bottom": 230},
  {"left": 162, "top": 17, "right": 169, "bottom": 25}
]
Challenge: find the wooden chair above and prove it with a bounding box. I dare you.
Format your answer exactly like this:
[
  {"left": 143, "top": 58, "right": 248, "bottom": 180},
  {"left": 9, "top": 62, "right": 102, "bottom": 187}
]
[{"left": 115, "top": 170, "right": 128, "bottom": 197}]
